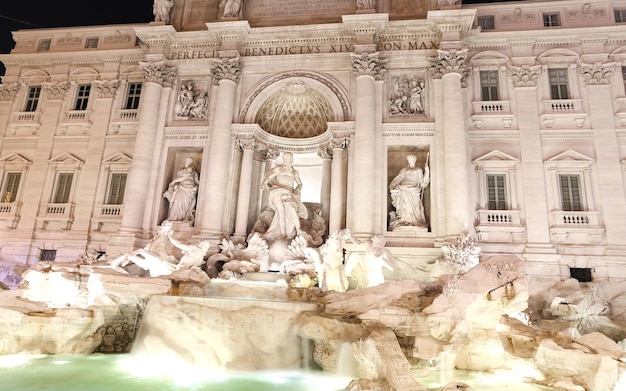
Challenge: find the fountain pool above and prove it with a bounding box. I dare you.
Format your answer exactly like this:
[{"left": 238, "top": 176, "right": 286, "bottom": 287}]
[
  {"left": 0, "top": 353, "right": 565, "bottom": 391},
  {"left": 0, "top": 354, "right": 352, "bottom": 391}
]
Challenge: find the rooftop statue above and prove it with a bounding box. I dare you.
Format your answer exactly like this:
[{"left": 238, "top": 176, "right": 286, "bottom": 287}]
[{"left": 153, "top": 0, "right": 174, "bottom": 24}]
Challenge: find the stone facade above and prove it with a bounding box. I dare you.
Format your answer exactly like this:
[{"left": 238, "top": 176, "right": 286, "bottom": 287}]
[{"left": 1, "top": 0, "right": 626, "bottom": 290}]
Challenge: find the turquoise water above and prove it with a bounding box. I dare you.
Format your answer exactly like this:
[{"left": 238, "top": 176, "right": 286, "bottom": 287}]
[{"left": 0, "top": 354, "right": 351, "bottom": 391}]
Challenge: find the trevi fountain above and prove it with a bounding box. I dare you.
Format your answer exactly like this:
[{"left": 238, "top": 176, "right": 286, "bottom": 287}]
[{"left": 1, "top": 151, "right": 626, "bottom": 391}]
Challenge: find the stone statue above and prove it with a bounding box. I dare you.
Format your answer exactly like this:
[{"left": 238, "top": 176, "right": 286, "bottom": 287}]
[
  {"left": 257, "top": 152, "right": 308, "bottom": 241},
  {"left": 109, "top": 224, "right": 210, "bottom": 277},
  {"left": 188, "top": 92, "right": 208, "bottom": 119},
  {"left": 318, "top": 229, "right": 359, "bottom": 292},
  {"left": 222, "top": 0, "right": 242, "bottom": 18},
  {"left": 389, "top": 153, "right": 430, "bottom": 230},
  {"left": 168, "top": 234, "right": 211, "bottom": 270},
  {"left": 153, "top": 0, "right": 174, "bottom": 24},
  {"left": 163, "top": 156, "right": 199, "bottom": 222},
  {"left": 174, "top": 82, "right": 195, "bottom": 118},
  {"left": 345, "top": 234, "right": 395, "bottom": 288}
]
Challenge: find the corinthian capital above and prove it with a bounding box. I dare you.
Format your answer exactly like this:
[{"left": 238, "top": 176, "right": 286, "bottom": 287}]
[
  {"left": 42, "top": 81, "right": 70, "bottom": 100},
  {"left": 429, "top": 49, "right": 469, "bottom": 79},
  {"left": 509, "top": 65, "right": 541, "bottom": 87},
  {"left": 0, "top": 83, "right": 20, "bottom": 101},
  {"left": 211, "top": 58, "right": 241, "bottom": 84},
  {"left": 580, "top": 62, "right": 613, "bottom": 86},
  {"left": 350, "top": 52, "right": 387, "bottom": 80},
  {"left": 94, "top": 80, "right": 119, "bottom": 98},
  {"left": 140, "top": 61, "right": 176, "bottom": 87}
]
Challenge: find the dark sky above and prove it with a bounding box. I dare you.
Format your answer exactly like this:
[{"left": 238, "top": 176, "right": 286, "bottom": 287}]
[{"left": 0, "top": 0, "right": 506, "bottom": 76}]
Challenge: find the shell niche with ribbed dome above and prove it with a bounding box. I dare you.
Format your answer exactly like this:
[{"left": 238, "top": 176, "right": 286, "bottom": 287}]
[{"left": 255, "top": 82, "right": 333, "bottom": 139}]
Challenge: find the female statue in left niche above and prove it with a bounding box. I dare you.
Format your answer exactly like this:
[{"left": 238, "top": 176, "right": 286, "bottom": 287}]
[{"left": 163, "top": 156, "right": 199, "bottom": 222}]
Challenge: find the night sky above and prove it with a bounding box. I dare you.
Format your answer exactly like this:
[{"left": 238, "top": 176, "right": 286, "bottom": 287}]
[{"left": 0, "top": 0, "right": 512, "bottom": 76}]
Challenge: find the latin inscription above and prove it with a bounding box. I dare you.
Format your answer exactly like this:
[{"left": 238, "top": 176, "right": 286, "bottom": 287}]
[
  {"left": 168, "top": 41, "right": 438, "bottom": 60},
  {"left": 247, "top": 0, "right": 354, "bottom": 19}
]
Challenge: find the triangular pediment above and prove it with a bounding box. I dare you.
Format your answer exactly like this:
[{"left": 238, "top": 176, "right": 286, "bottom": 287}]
[
  {"left": 546, "top": 150, "right": 593, "bottom": 163},
  {"left": 545, "top": 150, "right": 593, "bottom": 169},
  {"left": 0, "top": 153, "right": 32, "bottom": 170},
  {"left": 0, "top": 153, "right": 31, "bottom": 165},
  {"left": 49, "top": 152, "right": 83, "bottom": 167},
  {"left": 103, "top": 153, "right": 132, "bottom": 165},
  {"left": 474, "top": 150, "right": 519, "bottom": 163}
]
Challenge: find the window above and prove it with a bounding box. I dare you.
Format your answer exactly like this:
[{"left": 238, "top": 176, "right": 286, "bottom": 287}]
[
  {"left": 85, "top": 38, "right": 99, "bottom": 48},
  {"left": 487, "top": 174, "right": 506, "bottom": 210},
  {"left": 480, "top": 70, "right": 499, "bottom": 101},
  {"left": 39, "top": 249, "right": 57, "bottom": 262},
  {"left": 2, "top": 173, "right": 21, "bottom": 203},
  {"left": 543, "top": 13, "right": 560, "bottom": 27},
  {"left": 548, "top": 68, "right": 569, "bottom": 100},
  {"left": 124, "top": 82, "right": 142, "bottom": 109},
  {"left": 560, "top": 174, "right": 582, "bottom": 211},
  {"left": 53, "top": 173, "right": 73, "bottom": 204},
  {"left": 477, "top": 15, "right": 495, "bottom": 30},
  {"left": 622, "top": 67, "right": 626, "bottom": 92},
  {"left": 74, "top": 85, "right": 91, "bottom": 111},
  {"left": 615, "top": 9, "right": 626, "bottom": 23},
  {"left": 37, "top": 39, "right": 51, "bottom": 51},
  {"left": 24, "top": 86, "right": 41, "bottom": 112},
  {"left": 106, "top": 173, "right": 127, "bottom": 205}
]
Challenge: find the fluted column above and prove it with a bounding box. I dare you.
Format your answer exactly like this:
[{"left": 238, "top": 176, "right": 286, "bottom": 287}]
[
  {"left": 581, "top": 63, "right": 626, "bottom": 245},
  {"left": 318, "top": 145, "right": 332, "bottom": 227},
  {"left": 329, "top": 136, "right": 349, "bottom": 233},
  {"left": 196, "top": 58, "right": 240, "bottom": 238},
  {"left": 120, "top": 61, "right": 175, "bottom": 234},
  {"left": 349, "top": 52, "right": 386, "bottom": 235},
  {"left": 430, "top": 49, "right": 470, "bottom": 236},
  {"left": 233, "top": 138, "right": 255, "bottom": 240}
]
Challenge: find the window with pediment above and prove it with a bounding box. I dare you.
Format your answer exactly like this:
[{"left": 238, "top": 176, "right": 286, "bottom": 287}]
[
  {"left": 36, "top": 153, "right": 83, "bottom": 230},
  {"left": 473, "top": 150, "right": 524, "bottom": 242},
  {"left": 0, "top": 154, "right": 31, "bottom": 229},
  {"left": 545, "top": 150, "right": 603, "bottom": 244},
  {"left": 93, "top": 153, "right": 132, "bottom": 225}
]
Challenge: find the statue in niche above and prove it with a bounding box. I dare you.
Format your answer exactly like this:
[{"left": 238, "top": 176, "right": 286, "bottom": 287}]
[
  {"left": 255, "top": 152, "right": 308, "bottom": 242},
  {"left": 221, "top": 0, "right": 242, "bottom": 18},
  {"left": 163, "top": 156, "right": 199, "bottom": 222},
  {"left": 153, "top": 0, "right": 174, "bottom": 24},
  {"left": 389, "top": 153, "right": 430, "bottom": 230},
  {"left": 175, "top": 82, "right": 208, "bottom": 119},
  {"left": 389, "top": 75, "right": 425, "bottom": 116}
]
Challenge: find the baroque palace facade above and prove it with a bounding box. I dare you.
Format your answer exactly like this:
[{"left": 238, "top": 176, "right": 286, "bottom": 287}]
[{"left": 1, "top": 0, "right": 626, "bottom": 287}]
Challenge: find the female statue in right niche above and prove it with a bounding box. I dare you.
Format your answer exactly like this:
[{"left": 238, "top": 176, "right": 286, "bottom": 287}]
[
  {"left": 389, "top": 153, "right": 430, "bottom": 230},
  {"left": 163, "top": 156, "right": 200, "bottom": 223}
]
